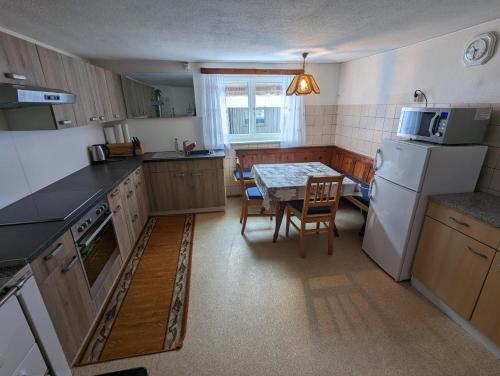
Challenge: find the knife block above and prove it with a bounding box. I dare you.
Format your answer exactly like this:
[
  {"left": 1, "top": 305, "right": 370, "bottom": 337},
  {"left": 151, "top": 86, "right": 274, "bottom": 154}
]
[{"left": 107, "top": 142, "right": 144, "bottom": 157}]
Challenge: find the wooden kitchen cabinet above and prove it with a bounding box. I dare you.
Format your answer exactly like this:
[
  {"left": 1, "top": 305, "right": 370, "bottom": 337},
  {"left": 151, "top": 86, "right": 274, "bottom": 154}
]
[
  {"left": 133, "top": 166, "right": 150, "bottom": 228},
  {"left": 105, "top": 70, "right": 127, "bottom": 121},
  {"left": 144, "top": 159, "right": 225, "bottom": 213},
  {"left": 36, "top": 46, "right": 78, "bottom": 129},
  {"left": 108, "top": 186, "right": 133, "bottom": 262},
  {"left": 412, "top": 216, "right": 495, "bottom": 320},
  {"left": 30, "top": 231, "right": 96, "bottom": 363},
  {"left": 121, "top": 75, "right": 154, "bottom": 118},
  {"left": 61, "top": 55, "right": 100, "bottom": 126},
  {"left": 94, "top": 66, "right": 114, "bottom": 122},
  {"left": 121, "top": 173, "right": 142, "bottom": 244},
  {"left": 471, "top": 252, "right": 500, "bottom": 346},
  {"left": 0, "top": 31, "right": 46, "bottom": 86}
]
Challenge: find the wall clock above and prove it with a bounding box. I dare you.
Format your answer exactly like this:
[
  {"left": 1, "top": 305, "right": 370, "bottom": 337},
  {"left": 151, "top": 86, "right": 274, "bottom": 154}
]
[{"left": 463, "top": 32, "right": 496, "bottom": 66}]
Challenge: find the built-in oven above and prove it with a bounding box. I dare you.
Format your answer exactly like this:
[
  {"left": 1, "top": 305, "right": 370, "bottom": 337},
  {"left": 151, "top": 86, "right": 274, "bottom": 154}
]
[
  {"left": 397, "top": 107, "right": 491, "bottom": 144},
  {"left": 70, "top": 198, "right": 121, "bottom": 297}
]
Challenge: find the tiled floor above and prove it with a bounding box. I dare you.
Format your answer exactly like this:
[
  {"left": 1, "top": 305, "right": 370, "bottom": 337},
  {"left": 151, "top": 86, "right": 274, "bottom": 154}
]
[{"left": 74, "top": 199, "right": 500, "bottom": 376}]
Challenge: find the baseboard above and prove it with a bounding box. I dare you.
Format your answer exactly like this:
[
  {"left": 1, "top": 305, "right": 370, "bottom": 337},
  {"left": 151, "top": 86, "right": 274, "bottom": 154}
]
[
  {"left": 151, "top": 206, "right": 226, "bottom": 215},
  {"left": 411, "top": 277, "right": 500, "bottom": 359}
]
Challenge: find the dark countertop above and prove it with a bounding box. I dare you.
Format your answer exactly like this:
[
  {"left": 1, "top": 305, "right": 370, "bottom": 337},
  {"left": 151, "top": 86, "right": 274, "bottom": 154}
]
[
  {"left": 430, "top": 192, "right": 500, "bottom": 228},
  {"left": 0, "top": 157, "right": 143, "bottom": 273},
  {"left": 0, "top": 150, "right": 226, "bottom": 287},
  {"left": 142, "top": 149, "right": 225, "bottom": 162}
]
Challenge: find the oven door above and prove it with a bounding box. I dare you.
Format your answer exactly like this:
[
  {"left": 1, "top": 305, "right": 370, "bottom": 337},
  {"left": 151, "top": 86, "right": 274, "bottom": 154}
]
[
  {"left": 76, "top": 212, "right": 121, "bottom": 297},
  {"left": 397, "top": 108, "right": 443, "bottom": 142}
]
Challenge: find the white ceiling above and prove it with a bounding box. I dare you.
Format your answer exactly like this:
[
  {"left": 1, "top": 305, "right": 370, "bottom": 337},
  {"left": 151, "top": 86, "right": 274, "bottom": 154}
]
[{"left": 1, "top": 0, "right": 500, "bottom": 63}]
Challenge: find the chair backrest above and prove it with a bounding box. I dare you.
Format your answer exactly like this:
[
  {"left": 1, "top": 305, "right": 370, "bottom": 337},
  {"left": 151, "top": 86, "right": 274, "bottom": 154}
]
[
  {"left": 302, "top": 175, "right": 344, "bottom": 217},
  {"left": 235, "top": 158, "right": 246, "bottom": 195}
]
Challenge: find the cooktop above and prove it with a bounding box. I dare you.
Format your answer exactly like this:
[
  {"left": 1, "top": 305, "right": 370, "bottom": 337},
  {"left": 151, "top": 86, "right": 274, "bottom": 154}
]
[{"left": 0, "top": 188, "right": 103, "bottom": 226}]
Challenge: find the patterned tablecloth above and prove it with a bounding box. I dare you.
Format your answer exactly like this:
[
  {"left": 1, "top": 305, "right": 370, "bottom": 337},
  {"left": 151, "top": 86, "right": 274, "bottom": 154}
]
[{"left": 250, "top": 162, "right": 361, "bottom": 208}]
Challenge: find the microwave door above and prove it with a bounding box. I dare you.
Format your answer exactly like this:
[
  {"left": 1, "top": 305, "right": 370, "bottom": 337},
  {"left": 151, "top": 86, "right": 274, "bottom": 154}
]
[{"left": 399, "top": 111, "right": 437, "bottom": 138}]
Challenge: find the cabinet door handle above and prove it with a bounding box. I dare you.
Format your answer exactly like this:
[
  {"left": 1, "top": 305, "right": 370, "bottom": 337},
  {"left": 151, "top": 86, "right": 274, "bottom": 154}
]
[
  {"left": 61, "top": 256, "right": 79, "bottom": 273},
  {"left": 113, "top": 205, "right": 121, "bottom": 214},
  {"left": 90, "top": 116, "right": 99, "bottom": 121},
  {"left": 99, "top": 116, "right": 105, "bottom": 120},
  {"left": 58, "top": 120, "right": 73, "bottom": 126},
  {"left": 191, "top": 172, "right": 203, "bottom": 176},
  {"left": 4, "top": 72, "right": 26, "bottom": 80},
  {"left": 174, "top": 172, "right": 185, "bottom": 177},
  {"left": 114, "top": 114, "right": 120, "bottom": 119},
  {"left": 44, "top": 243, "right": 64, "bottom": 261},
  {"left": 132, "top": 214, "right": 138, "bottom": 223},
  {"left": 449, "top": 216, "right": 470, "bottom": 228},
  {"left": 110, "top": 188, "right": 120, "bottom": 197},
  {"left": 127, "top": 190, "right": 134, "bottom": 198},
  {"left": 124, "top": 178, "right": 131, "bottom": 185},
  {"left": 466, "top": 245, "right": 488, "bottom": 260}
]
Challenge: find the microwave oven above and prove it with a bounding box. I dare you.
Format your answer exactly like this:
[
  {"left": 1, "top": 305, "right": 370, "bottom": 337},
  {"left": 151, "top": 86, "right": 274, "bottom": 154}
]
[{"left": 397, "top": 107, "right": 491, "bottom": 144}]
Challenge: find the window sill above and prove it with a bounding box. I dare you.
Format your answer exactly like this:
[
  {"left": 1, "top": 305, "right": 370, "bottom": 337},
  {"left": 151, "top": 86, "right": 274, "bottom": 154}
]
[{"left": 229, "top": 140, "right": 281, "bottom": 145}]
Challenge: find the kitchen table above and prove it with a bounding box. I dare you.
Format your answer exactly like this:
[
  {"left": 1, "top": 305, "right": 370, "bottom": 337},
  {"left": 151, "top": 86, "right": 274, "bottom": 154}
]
[{"left": 250, "top": 162, "right": 360, "bottom": 242}]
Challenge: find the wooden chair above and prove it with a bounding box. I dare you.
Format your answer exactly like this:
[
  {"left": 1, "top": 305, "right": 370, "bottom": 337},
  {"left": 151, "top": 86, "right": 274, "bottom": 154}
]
[
  {"left": 235, "top": 159, "right": 273, "bottom": 235},
  {"left": 232, "top": 158, "right": 255, "bottom": 187},
  {"left": 285, "top": 175, "right": 344, "bottom": 257}
]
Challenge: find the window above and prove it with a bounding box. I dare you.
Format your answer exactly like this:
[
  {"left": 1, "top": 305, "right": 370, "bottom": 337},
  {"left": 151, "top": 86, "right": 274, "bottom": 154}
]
[{"left": 224, "top": 76, "right": 282, "bottom": 142}]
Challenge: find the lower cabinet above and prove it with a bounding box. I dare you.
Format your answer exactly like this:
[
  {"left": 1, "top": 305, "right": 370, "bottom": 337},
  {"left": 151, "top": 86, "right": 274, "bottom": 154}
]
[
  {"left": 471, "top": 252, "right": 500, "bottom": 346},
  {"left": 412, "top": 216, "right": 495, "bottom": 320},
  {"left": 108, "top": 186, "right": 133, "bottom": 262},
  {"left": 30, "top": 231, "right": 96, "bottom": 363},
  {"left": 144, "top": 158, "right": 225, "bottom": 212}
]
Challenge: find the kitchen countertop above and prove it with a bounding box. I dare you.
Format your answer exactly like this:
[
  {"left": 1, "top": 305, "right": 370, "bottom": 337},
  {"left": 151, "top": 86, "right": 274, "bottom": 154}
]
[
  {"left": 0, "top": 150, "right": 226, "bottom": 288},
  {"left": 142, "top": 149, "right": 225, "bottom": 162},
  {"left": 430, "top": 192, "right": 500, "bottom": 228}
]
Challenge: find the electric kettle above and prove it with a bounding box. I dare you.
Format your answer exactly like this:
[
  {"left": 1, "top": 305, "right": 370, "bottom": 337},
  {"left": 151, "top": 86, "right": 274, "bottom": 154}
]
[{"left": 88, "top": 144, "right": 109, "bottom": 163}]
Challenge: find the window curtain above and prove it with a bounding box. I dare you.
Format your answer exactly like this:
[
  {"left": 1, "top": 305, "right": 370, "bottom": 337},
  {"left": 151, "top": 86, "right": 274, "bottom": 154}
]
[
  {"left": 279, "top": 75, "right": 305, "bottom": 147},
  {"left": 200, "top": 74, "right": 229, "bottom": 149}
]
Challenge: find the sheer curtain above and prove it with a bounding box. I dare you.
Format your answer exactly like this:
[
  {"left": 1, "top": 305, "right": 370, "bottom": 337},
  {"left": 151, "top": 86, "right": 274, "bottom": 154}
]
[
  {"left": 200, "top": 74, "right": 229, "bottom": 149},
  {"left": 279, "top": 75, "right": 305, "bottom": 147}
]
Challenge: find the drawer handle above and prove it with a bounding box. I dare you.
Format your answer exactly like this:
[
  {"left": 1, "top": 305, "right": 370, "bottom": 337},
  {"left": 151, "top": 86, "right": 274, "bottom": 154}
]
[
  {"left": 99, "top": 115, "right": 105, "bottom": 120},
  {"left": 110, "top": 188, "right": 120, "bottom": 197},
  {"left": 113, "top": 205, "right": 122, "bottom": 214},
  {"left": 58, "top": 120, "right": 73, "bottom": 126},
  {"left": 4, "top": 72, "right": 26, "bottom": 80},
  {"left": 466, "top": 246, "right": 488, "bottom": 260},
  {"left": 449, "top": 216, "right": 470, "bottom": 228},
  {"left": 114, "top": 114, "right": 120, "bottom": 119},
  {"left": 127, "top": 190, "right": 133, "bottom": 198},
  {"left": 90, "top": 116, "right": 99, "bottom": 121},
  {"left": 191, "top": 172, "right": 203, "bottom": 176},
  {"left": 174, "top": 173, "right": 185, "bottom": 177},
  {"left": 132, "top": 214, "right": 138, "bottom": 223},
  {"left": 61, "top": 256, "right": 79, "bottom": 273},
  {"left": 124, "top": 178, "right": 131, "bottom": 185},
  {"left": 44, "top": 243, "right": 64, "bottom": 261}
]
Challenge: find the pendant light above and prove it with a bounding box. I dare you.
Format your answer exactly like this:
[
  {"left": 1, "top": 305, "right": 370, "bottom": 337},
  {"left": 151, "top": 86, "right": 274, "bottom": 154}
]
[{"left": 286, "top": 52, "right": 320, "bottom": 96}]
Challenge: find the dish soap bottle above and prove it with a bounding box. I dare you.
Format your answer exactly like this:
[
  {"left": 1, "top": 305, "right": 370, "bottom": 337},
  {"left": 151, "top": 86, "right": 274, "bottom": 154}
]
[{"left": 174, "top": 138, "right": 180, "bottom": 153}]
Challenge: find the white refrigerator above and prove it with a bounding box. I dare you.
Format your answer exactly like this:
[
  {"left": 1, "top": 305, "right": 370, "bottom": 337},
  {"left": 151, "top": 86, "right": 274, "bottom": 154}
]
[{"left": 362, "top": 139, "right": 487, "bottom": 281}]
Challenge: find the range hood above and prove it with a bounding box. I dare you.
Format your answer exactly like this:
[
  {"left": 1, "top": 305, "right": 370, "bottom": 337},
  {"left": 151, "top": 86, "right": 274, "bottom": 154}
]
[{"left": 0, "top": 83, "right": 76, "bottom": 109}]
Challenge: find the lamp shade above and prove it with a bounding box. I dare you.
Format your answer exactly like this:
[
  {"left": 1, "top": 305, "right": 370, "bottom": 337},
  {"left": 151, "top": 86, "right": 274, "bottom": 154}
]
[
  {"left": 286, "top": 73, "right": 320, "bottom": 96},
  {"left": 286, "top": 52, "right": 320, "bottom": 96}
]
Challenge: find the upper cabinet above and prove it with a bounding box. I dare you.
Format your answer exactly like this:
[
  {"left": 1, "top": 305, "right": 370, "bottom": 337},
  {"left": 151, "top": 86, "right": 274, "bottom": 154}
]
[
  {"left": 105, "top": 70, "right": 127, "bottom": 121},
  {"left": 94, "top": 66, "right": 114, "bottom": 122},
  {"left": 36, "top": 46, "right": 77, "bottom": 129},
  {"left": 121, "top": 76, "right": 155, "bottom": 119},
  {"left": 0, "top": 32, "right": 46, "bottom": 86}
]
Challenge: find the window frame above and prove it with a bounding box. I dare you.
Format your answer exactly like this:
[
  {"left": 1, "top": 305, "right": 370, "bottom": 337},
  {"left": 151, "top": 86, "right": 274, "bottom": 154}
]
[{"left": 224, "top": 75, "right": 282, "bottom": 143}]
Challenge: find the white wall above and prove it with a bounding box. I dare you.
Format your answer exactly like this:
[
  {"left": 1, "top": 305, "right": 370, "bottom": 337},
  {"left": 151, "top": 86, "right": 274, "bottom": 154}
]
[
  {"left": 338, "top": 18, "right": 500, "bottom": 105},
  {"left": 127, "top": 117, "right": 203, "bottom": 152},
  {"left": 335, "top": 17, "right": 500, "bottom": 195},
  {"left": 0, "top": 123, "right": 105, "bottom": 209}
]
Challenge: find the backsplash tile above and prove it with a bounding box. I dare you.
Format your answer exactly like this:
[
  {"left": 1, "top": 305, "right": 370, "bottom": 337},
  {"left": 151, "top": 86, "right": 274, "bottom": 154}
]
[{"left": 335, "top": 103, "right": 500, "bottom": 196}]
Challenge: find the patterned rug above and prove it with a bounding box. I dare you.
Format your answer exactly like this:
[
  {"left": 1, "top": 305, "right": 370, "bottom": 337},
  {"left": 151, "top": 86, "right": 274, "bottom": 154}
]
[{"left": 77, "top": 214, "right": 195, "bottom": 365}]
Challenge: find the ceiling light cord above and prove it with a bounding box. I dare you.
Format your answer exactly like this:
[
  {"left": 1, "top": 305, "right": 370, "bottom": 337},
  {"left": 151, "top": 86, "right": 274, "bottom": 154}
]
[{"left": 302, "top": 52, "right": 308, "bottom": 71}]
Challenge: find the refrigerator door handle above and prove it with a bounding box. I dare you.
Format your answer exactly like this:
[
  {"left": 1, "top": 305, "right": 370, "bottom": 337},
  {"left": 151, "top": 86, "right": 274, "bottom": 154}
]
[{"left": 373, "top": 148, "right": 382, "bottom": 171}]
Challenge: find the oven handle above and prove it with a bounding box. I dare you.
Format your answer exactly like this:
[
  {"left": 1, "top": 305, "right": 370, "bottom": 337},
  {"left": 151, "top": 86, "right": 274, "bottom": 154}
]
[{"left": 79, "top": 213, "right": 113, "bottom": 249}]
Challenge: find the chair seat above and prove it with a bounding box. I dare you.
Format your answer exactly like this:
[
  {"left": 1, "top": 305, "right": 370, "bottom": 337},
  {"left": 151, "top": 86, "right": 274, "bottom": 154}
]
[
  {"left": 346, "top": 174, "right": 370, "bottom": 206},
  {"left": 246, "top": 186, "right": 263, "bottom": 199},
  {"left": 233, "top": 169, "right": 252, "bottom": 180},
  {"left": 288, "top": 200, "right": 332, "bottom": 215}
]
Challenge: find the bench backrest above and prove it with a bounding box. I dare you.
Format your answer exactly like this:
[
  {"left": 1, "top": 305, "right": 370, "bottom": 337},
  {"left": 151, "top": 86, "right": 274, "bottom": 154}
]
[{"left": 235, "top": 145, "right": 374, "bottom": 185}]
